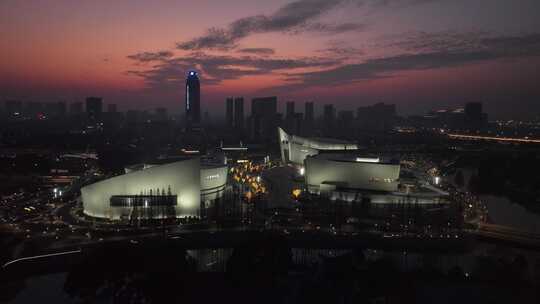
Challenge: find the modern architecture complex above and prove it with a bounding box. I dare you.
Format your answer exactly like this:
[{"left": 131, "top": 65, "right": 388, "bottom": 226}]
[
  {"left": 185, "top": 71, "right": 201, "bottom": 125},
  {"left": 278, "top": 127, "right": 358, "bottom": 165},
  {"left": 81, "top": 157, "right": 227, "bottom": 220},
  {"left": 304, "top": 153, "right": 400, "bottom": 194},
  {"left": 279, "top": 127, "right": 403, "bottom": 195}
]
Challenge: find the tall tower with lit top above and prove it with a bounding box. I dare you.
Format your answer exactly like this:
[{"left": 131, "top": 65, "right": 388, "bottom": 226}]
[{"left": 185, "top": 70, "right": 200, "bottom": 126}]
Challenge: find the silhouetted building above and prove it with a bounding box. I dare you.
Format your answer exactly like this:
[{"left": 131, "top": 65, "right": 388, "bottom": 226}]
[
  {"left": 70, "top": 102, "right": 83, "bottom": 116},
  {"left": 56, "top": 101, "right": 67, "bottom": 117},
  {"left": 464, "top": 102, "right": 487, "bottom": 129},
  {"left": 286, "top": 101, "right": 295, "bottom": 118},
  {"left": 323, "top": 104, "right": 335, "bottom": 135},
  {"left": 43, "top": 101, "right": 66, "bottom": 118},
  {"left": 465, "top": 102, "right": 482, "bottom": 121},
  {"left": 86, "top": 97, "right": 103, "bottom": 122},
  {"left": 234, "top": 97, "right": 244, "bottom": 131},
  {"left": 185, "top": 70, "right": 201, "bottom": 126},
  {"left": 226, "top": 97, "right": 234, "bottom": 128},
  {"left": 338, "top": 110, "right": 354, "bottom": 136},
  {"left": 155, "top": 107, "right": 168, "bottom": 121},
  {"left": 305, "top": 102, "right": 314, "bottom": 122},
  {"left": 356, "top": 102, "right": 396, "bottom": 131},
  {"left": 302, "top": 101, "right": 315, "bottom": 136},
  {"left": 250, "top": 96, "right": 278, "bottom": 143}
]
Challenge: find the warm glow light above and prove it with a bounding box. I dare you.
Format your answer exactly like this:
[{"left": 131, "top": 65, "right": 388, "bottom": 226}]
[{"left": 355, "top": 157, "right": 380, "bottom": 163}]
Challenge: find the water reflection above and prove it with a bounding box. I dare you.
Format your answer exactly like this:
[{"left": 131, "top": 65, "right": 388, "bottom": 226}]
[{"left": 483, "top": 195, "right": 540, "bottom": 234}]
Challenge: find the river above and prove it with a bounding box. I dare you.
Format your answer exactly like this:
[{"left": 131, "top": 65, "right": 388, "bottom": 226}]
[{"left": 482, "top": 195, "right": 540, "bottom": 234}]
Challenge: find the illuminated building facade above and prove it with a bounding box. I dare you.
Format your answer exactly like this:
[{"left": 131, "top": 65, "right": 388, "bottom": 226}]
[
  {"left": 278, "top": 127, "right": 359, "bottom": 165},
  {"left": 81, "top": 158, "right": 227, "bottom": 220},
  {"left": 305, "top": 153, "right": 400, "bottom": 194}
]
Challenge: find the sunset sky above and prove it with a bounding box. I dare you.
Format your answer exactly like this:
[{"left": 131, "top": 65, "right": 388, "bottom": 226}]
[{"left": 2, "top": 0, "right": 540, "bottom": 118}]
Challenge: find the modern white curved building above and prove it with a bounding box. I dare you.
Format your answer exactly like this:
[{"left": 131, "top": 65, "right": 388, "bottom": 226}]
[
  {"left": 278, "top": 127, "right": 359, "bottom": 165},
  {"left": 305, "top": 153, "right": 400, "bottom": 194},
  {"left": 81, "top": 157, "right": 227, "bottom": 220}
]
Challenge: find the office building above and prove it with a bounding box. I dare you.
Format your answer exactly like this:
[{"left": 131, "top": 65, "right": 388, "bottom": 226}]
[
  {"left": 250, "top": 96, "right": 278, "bottom": 143},
  {"left": 234, "top": 97, "right": 244, "bottom": 131},
  {"left": 185, "top": 70, "right": 201, "bottom": 126},
  {"left": 356, "top": 102, "right": 396, "bottom": 131},
  {"left": 70, "top": 102, "right": 83, "bottom": 116},
  {"left": 86, "top": 97, "right": 103, "bottom": 122},
  {"left": 305, "top": 102, "right": 314, "bottom": 122},
  {"left": 286, "top": 101, "right": 295, "bottom": 118},
  {"left": 155, "top": 107, "right": 168, "bottom": 121},
  {"left": 226, "top": 97, "right": 234, "bottom": 128}
]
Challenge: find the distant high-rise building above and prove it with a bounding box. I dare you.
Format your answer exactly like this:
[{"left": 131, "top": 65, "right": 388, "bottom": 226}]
[
  {"left": 185, "top": 70, "right": 200, "bottom": 126},
  {"left": 43, "top": 101, "right": 66, "bottom": 118},
  {"left": 464, "top": 102, "right": 487, "bottom": 130},
  {"left": 234, "top": 97, "right": 244, "bottom": 131},
  {"left": 323, "top": 104, "right": 335, "bottom": 135},
  {"left": 252, "top": 96, "right": 277, "bottom": 116},
  {"left": 301, "top": 102, "right": 315, "bottom": 136},
  {"left": 356, "top": 102, "right": 396, "bottom": 131},
  {"left": 56, "top": 101, "right": 67, "bottom": 117},
  {"left": 305, "top": 102, "right": 314, "bottom": 122},
  {"left": 465, "top": 102, "right": 482, "bottom": 122},
  {"left": 323, "top": 104, "right": 335, "bottom": 120},
  {"left": 251, "top": 96, "right": 278, "bottom": 143},
  {"left": 226, "top": 97, "right": 234, "bottom": 128},
  {"left": 126, "top": 110, "right": 141, "bottom": 124},
  {"left": 338, "top": 110, "right": 354, "bottom": 136},
  {"left": 70, "top": 102, "right": 83, "bottom": 116},
  {"left": 86, "top": 97, "right": 103, "bottom": 122},
  {"left": 286, "top": 101, "right": 295, "bottom": 118},
  {"left": 323, "top": 104, "right": 335, "bottom": 121},
  {"left": 107, "top": 104, "right": 117, "bottom": 113},
  {"left": 155, "top": 107, "right": 168, "bottom": 121}
]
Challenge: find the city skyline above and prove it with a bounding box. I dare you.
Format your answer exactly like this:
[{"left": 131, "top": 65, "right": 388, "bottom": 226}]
[{"left": 2, "top": 0, "right": 540, "bottom": 119}]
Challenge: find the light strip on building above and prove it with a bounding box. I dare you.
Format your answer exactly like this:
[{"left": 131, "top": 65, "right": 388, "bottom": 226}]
[{"left": 355, "top": 157, "right": 380, "bottom": 163}]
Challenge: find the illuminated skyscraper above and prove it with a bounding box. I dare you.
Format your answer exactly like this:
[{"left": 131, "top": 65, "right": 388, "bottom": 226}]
[{"left": 185, "top": 70, "right": 200, "bottom": 125}]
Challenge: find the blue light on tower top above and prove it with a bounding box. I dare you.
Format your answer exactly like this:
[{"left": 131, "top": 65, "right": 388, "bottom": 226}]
[{"left": 189, "top": 71, "right": 197, "bottom": 77}]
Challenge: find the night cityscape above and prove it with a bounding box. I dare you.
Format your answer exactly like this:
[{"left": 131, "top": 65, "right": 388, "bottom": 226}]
[{"left": 1, "top": 1, "right": 540, "bottom": 303}]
